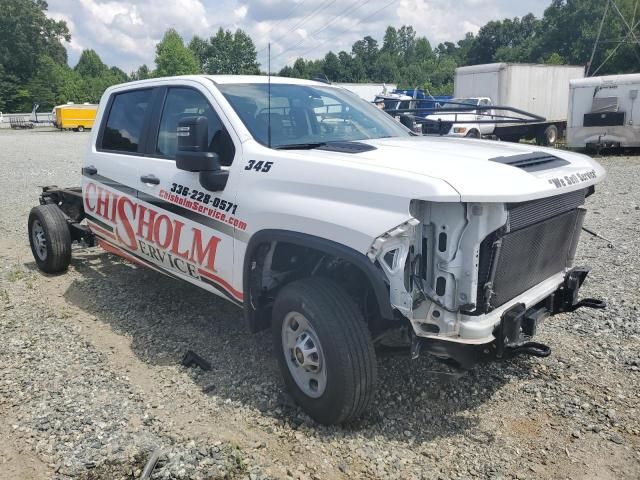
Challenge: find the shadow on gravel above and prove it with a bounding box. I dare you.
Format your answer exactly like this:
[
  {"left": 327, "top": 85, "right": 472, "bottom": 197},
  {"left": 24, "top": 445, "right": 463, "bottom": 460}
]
[{"left": 37, "top": 249, "right": 535, "bottom": 444}]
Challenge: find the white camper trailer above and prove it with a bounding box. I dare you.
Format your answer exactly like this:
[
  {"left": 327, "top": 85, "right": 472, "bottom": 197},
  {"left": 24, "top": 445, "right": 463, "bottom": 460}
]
[{"left": 567, "top": 74, "right": 640, "bottom": 149}]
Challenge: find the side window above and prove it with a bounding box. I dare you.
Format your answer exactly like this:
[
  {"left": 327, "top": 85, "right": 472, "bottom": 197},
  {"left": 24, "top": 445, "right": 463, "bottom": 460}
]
[
  {"left": 156, "top": 87, "right": 235, "bottom": 165},
  {"left": 101, "top": 89, "right": 152, "bottom": 152}
]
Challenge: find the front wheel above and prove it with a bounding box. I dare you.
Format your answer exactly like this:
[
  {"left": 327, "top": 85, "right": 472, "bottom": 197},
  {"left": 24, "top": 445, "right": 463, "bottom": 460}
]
[
  {"left": 28, "top": 205, "right": 71, "bottom": 273},
  {"left": 272, "top": 278, "right": 377, "bottom": 424}
]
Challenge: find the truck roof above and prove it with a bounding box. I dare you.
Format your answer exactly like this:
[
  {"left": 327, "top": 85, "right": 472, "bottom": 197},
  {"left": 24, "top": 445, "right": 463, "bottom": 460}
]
[{"left": 117, "top": 75, "right": 329, "bottom": 89}]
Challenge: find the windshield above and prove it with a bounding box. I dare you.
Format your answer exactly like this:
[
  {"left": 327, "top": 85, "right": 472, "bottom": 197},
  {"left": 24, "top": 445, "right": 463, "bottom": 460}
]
[
  {"left": 439, "top": 98, "right": 480, "bottom": 109},
  {"left": 217, "top": 83, "right": 411, "bottom": 148}
]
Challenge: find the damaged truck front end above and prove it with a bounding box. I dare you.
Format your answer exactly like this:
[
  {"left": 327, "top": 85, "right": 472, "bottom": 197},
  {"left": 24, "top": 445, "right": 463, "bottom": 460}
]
[{"left": 368, "top": 187, "right": 605, "bottom": 368}]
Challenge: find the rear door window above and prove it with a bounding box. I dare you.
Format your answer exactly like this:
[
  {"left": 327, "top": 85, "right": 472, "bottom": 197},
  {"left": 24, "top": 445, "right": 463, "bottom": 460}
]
[{"left": 101, "top": 89, "right": 152, "bottom": 152}]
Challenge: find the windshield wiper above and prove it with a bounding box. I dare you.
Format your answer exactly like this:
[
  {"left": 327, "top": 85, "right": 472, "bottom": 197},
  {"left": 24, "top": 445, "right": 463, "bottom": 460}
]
[{"left": 274, "top": 142, "right": 327, "bottom": 150}]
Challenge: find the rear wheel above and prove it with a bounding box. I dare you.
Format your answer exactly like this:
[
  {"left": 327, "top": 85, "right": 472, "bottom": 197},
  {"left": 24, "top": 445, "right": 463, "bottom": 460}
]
[
  {"left": 28, "top": 205, "right": 71, "bottom": 273},
  {"left": 536, "top": 124, "right": 558, "bottom": 146},
  {"left": 77, "top": 126, "right": 84, "bottom": 132},
  {"left": 465, "top": 129, "right": 480, "bottom": 139},
  {"left": 272, "top": 277, "right": 377, "bottom": 424}
]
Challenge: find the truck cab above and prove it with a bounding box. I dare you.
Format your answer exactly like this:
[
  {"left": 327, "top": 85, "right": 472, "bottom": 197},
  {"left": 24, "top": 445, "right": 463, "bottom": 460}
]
[
  {"left": 28, "top": 75, "right": 606, "bottom": 425},
  {"left": 423, "top": 97, "right": 495, "bottom": 138}
]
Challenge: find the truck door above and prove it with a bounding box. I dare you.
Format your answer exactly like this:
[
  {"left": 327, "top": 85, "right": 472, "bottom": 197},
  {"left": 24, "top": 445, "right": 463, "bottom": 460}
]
[
  {"left": 133, "top": 85, "right": 243, "bottom": 304},
  {"left": 83, "top": 88, "right": 154, "bottom": 253}
]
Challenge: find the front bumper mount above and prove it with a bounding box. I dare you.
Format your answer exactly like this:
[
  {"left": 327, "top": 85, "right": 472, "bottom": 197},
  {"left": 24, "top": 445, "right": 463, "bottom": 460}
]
[{"left": 413, "top": 267, "right": 606, "bottom": 369}]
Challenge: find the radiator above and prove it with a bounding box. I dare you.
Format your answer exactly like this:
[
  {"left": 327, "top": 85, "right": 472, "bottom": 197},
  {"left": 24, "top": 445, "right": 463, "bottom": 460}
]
[{"left": 476, "top": 189, "right": 588, "bottom": 312}]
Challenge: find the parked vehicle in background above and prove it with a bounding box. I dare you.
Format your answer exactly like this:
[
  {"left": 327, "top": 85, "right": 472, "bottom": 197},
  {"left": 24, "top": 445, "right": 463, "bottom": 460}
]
[
  {"left": 373, "top": 90, "right": 413, "bottom": 111},
  {"left": 336, "top": 83, "right": 397, "bottom": 102},
  {"left": 423, "top": 97, "right": 495, "bottom": 138},
  {"left": 27, "top": 75, "right": 606, "bottom": 425},
  {"left": 567, "top": 73, "right": 640, "bottom": 149},
  {"left": 393, "top": 89, "right": 452, "bottom": 110},
  {"left": 53, "top": 103, "right": 98, "bottom": 131},
  {"left": 452, "top": 63, "right": 585, "bottom": 145}
]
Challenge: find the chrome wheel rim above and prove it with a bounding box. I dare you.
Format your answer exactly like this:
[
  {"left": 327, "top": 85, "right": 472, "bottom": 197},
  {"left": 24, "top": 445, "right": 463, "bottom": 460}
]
[
  {"left": 32, "top": 220, "right": 47, "bottom": 261},
  {"left": 281, "top": 311, "right": 327, "bottom": 398}
]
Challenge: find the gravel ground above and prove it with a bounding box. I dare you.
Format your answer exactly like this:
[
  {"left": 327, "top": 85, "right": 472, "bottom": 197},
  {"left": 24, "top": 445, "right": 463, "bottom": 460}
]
[{"left": 0, "top": 128, "right": 639, "bottom": 479}]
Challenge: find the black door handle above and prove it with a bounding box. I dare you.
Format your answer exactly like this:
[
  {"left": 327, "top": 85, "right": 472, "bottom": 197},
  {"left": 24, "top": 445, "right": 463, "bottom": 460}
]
[
  {"left": 83, "top": 165, "right": 97, "bottom": 176},
  {"left": 140, "top": 174, "right": 160, "bottom": 185}
]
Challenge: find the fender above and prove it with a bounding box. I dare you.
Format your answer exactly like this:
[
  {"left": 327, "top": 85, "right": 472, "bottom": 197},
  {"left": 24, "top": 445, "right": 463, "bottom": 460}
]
[{"left": 243, "top": 229, "right": 394, "bottom": 332}]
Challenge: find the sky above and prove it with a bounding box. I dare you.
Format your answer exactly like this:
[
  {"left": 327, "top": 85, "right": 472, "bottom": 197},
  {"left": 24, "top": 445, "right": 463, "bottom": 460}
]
[{"left": 47, "top": 0, "right": 549, "bottom": 74}]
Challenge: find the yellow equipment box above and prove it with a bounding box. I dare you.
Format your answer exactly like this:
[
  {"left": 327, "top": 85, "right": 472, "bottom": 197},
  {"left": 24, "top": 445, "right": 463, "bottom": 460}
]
[{"left": 53, "top": 104, "right": 98, "bottom": 131}]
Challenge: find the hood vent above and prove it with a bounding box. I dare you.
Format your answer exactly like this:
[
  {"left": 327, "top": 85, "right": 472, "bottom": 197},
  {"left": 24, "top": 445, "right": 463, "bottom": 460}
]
[
  {"left": 316, "top": 141, "right": 377, "bottom": 154},
  {"left": 490, "top": 152, "right": 569, "bottom": 172}
]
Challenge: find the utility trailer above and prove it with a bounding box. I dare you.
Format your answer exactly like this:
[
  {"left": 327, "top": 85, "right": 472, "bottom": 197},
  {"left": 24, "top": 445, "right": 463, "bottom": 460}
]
[
  {"left": 9, "top": 116, "right": 34, "bottom": 129},
  {"left": 453, "top": 63, "right": 585, "bottom": 145},
  {"left": 567, "top": 73, "right": 640, "bottom": 149}
]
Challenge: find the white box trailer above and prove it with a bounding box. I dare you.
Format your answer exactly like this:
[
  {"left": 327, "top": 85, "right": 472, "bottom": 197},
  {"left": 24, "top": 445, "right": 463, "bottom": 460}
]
[
  {"left": 454, "top": 63, "right": 585, "bottom": 144},
  {"left": 567, "top": 73, "right": 640, "bottom": 149}
]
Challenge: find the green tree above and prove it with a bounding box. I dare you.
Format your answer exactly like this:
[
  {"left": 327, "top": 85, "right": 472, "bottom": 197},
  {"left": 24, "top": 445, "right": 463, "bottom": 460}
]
[
  {"left": 321, "top": 51, "right": 341, "bottom": 81},
  {"left": 351, "top": 36, "right": 379, "bottom": 80},
  {"left": 0, "top": 0, "right": 70, "bottom": 82},
  {"left": 155, "top": 29, "right": 199, "bottom": 77},
  {"left": 381, "top": 26, "right": 399, "bottom": 56},
  {"left": 532, "top": 0, "right": 639, "bottom": 74},
  {"left": 74, "top": 49, "right": 108, "bottom": 77},
  {"left": 414, "top": 37, "right": 435, "bottom": 63},
  {"left": 398, "top": 25, "right": 417, "bottom": 62},
  {"left": 189, "top": 28, "right": 259, "bottom": 75},
  {"left": 130, "top": 64, "right": 152, "bottom": 81}
]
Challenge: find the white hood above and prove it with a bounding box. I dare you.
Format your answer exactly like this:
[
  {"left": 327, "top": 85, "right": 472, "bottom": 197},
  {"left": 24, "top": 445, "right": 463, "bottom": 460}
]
[{"left": 298, "top": 136, "right": 605, "bottom": 203}]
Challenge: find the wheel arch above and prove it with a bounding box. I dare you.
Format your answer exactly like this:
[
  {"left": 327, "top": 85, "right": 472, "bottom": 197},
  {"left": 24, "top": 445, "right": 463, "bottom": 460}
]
[{"left": 242, "top": 229, "right": 394, "bottom": 333}]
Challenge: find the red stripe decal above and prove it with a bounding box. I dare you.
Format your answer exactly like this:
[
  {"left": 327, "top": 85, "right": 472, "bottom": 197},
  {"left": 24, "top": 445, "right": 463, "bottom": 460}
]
[
  {"left": 88, "top": 221, "right": 117, "bottom": 240},
  {"left": 97, "top": 238, "right": 242, "bottom": 302},
  {"left": 97, "top": 239, "right": 157, "bottom": 271},
  {"left": 198, "top": 268, "right": 244, "bottom": 301}
]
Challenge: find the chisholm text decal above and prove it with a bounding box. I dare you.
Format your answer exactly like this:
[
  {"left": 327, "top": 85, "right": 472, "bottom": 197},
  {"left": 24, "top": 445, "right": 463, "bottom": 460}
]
[{"left": 82, "top": 182, "right": 242, "bottom": 300}]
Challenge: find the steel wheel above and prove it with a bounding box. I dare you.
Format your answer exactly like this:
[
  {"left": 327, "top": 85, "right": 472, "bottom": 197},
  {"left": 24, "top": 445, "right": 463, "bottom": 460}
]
[
  {"left": 281, "top": 311, "right": 327, "bottom": 398},
  {"left": 31, "top": 219, "right": 47, "bottom": 261},
  {"left": 28, "top": 205, "right": 72, "bottom": 274}
]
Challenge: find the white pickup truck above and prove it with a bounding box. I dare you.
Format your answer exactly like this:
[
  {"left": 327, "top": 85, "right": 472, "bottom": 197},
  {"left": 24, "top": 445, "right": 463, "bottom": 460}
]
[
  {"left": 423, "top": 97, "right": 495, "bottom": 139},
  {"left": 28, "top": 75, "right": 606, "bottom": 424}
]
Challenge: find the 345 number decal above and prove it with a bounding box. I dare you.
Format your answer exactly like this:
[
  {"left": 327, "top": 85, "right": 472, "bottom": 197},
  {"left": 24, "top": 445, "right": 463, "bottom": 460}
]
[{"left": 245, "top": 160, "right": 273, "bottom": 173}]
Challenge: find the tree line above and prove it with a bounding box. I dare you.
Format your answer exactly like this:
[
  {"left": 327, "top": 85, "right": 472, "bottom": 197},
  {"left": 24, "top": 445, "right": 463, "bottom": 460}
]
[{"left": 1, "top": 0, "right": 638, "bottom": 113}]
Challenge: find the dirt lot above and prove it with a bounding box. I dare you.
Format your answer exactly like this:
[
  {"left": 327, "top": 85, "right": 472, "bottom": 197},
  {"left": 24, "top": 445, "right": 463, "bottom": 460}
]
[{"left": 1, "top": 128, "right": 639, "bottom": 479}]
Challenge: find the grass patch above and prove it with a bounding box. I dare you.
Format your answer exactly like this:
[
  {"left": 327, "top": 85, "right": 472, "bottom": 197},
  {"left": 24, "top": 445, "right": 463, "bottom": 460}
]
[{"left": 7, "top": 267, "right": 26, "bottom": 283}]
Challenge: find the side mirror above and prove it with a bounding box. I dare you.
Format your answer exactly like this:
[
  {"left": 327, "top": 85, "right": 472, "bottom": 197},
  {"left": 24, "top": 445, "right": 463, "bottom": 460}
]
[{"left": 176, "top": 116, "right": 228, "bottom": 191}]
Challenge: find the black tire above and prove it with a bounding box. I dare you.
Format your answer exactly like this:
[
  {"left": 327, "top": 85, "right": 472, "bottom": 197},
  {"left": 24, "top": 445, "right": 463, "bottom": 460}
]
[
  {"left": 28, "top": 204, "right": 72, "bottom": 274},
  {"left": 536, "top": 124, "right": 558, "bottom": 146},
  {"left": 272, "top": 277, "right": 377, "bottom": 425},
  {"left": 77, "top": 126, "right": 84, "bottom": 132},
  {"left": 465, "top": 129, "right": 481, "bottom": 139}
]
